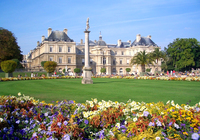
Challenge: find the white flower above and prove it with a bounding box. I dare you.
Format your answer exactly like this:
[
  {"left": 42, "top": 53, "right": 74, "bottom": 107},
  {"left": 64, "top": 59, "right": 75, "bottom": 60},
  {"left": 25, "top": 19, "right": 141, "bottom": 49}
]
[
  {"left": 115, "top": 123, "right": 120, "bottom": 128},
  {"left": 0, "top": 118, "right": 3, "bottom": 122},
  {"left": 98, "top": 101, "right": 102, "bottom": 106},
  {"left": 18, "top": 92, "right": 21, "bottom": 96},
  {"left": 83, "top": 111, "right": 89, "bottom": 118},
  {"left": 155, "top": 137, "right": 161, "bottom": 140},
  {"left": 133, "top": 117, "right": 138, "bottom": 122},
  {"left": 93, "top": 98, "right": 97, "bottom": 104}
]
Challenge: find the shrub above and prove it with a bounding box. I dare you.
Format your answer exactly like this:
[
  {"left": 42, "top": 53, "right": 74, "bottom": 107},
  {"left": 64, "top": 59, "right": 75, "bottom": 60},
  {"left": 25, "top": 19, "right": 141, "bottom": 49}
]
[
  {"left": 63, "top": 68, "right": 66, "bottom": 73},
  {"left": 146, "top": 68, "right": 151, "bottom": 72},
  {"left": 74, "top": 68, "right": 81, "bottom": 74},
  {"left": 44, "top": 61, "right": 57, "bottom": 73},
  {"left": 126, "top": 68, "right": 131, "bottom": 73},
  {"left": 1, "top": 60, "right": 17, "bottom": 73},
  {"left": 100, "top": 68, "right": 106, "bottom": 74}
]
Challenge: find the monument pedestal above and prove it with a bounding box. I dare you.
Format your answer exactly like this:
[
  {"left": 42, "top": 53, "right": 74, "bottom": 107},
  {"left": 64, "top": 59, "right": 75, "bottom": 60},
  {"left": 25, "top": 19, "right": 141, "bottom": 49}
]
[{"left": 82, "top": 67, "right": 93, "bottom": 84}]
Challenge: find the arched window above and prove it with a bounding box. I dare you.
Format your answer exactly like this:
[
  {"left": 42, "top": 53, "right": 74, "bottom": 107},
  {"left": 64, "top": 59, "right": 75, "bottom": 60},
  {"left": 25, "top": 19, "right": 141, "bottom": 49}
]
[
  {"left": 112, "top": 68, "right": 116, "bottom": 74},
  {"left": 120, "top": 68, "right": 123, "bottom": 74}
]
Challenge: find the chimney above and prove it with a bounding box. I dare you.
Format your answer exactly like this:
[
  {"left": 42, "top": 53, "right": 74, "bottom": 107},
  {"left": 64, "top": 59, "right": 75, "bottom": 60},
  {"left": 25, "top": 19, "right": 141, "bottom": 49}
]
[
  {"left": 42, "top": 36, "right": 45, "bottom": 42},
  {"left": 37, "top": 41, "right": 40, "bottom": 46},
  {"left": 118, "top": 39, "right": 121, "bottom": 46},
  {"left": 48, "top": 28, "right": 52, "bottom": 37},
  {"left": 63, "top": 28, "right": 68, "bottom": 35},
  {"left": 136, "top": 34, "right": 141, "bottom": 42},
  {"left": 147, "top": 35, "right": 151, "bottom": 39},
  {"left": 127, "top": 40, "right": 131, "bottom": 45},
  {"left": 80, "top": 39, "right": 83, "bottom": 45}
]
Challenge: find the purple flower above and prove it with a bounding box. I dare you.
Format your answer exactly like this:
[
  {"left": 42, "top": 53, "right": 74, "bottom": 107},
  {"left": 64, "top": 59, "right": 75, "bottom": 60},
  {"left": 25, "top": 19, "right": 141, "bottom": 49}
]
[
  {"left": 156, "top": 120, "right": 162, "bottom": 126},
  {"left": 62, "top": 134, "right": 70, "bottom": 140},
  {"left": 143, "top": 111, "right": 149, "bottom": 117},
  {"left": 169, "top": 121, "right": 173, "bottom": 126},
  {"left": 57, "top": 122, "right": 62, "bottom": 127},
  {"left": 84, "top": 119, "right": 89, "bottom": 125},
  {"left": 191, "top": 133, "right": 199, "bottom": 140},
  {"left": 174, "top": 123, "right": 179, "bottom": 129},
  {"left": 16, "top": 120, "right": 20, "bottom": 124},
  {"left": 32, "top": 132, "right": 37, "bottom": 137},
  {"left": 63, "top": 120, "right": 68, "bottom": 126},
  {"left": 148, "top": 122, "right": 155, "bottom": 126}
]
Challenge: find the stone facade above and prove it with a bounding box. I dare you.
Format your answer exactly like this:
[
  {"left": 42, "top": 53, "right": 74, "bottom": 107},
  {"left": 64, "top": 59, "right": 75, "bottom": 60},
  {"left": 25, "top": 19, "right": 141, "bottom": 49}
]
[{"left": 26, "top": 28, "right": 161, "bottom": 75}]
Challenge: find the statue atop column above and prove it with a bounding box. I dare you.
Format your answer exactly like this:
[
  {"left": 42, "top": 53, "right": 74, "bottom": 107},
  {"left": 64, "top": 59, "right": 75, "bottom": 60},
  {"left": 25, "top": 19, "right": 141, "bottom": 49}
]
[{"left": 86, "top": 17, "right": 90, "bottom": 31}]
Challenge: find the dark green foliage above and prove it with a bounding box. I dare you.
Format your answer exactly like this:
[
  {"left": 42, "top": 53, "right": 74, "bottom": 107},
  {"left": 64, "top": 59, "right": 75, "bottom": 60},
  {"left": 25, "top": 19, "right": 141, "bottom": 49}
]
[
  {"left": 100, "top": 68, "right": 106, "bottom": 73},
  {"left": 41, "top": 61, "right": 47, "bottom": 67},
  {"left": 63, "top": 68, "right": 66, "bottom": 73},
  {"left": 12, "top": 59, "right": 23, "bottom": 69},
  {"left": 74, "top": 68, "right": 81, "bottom": 73},
  {"left": 146, "top": 68, "right": 151, "bottom": 72},
  {"left": 125, "top": 68, "right": 131, "bottom": 72},
  {"left": 43, "top": 61, "right": 57, "bottom": 73},
  {"left": 165, "top": 38, "right": 200, "bottom": 71},
  {"left": 0, "top": 28, "right": 23, "bottom": 67},
  {"left": 1, "top": 60, "right": 17, "bottom": 73}
]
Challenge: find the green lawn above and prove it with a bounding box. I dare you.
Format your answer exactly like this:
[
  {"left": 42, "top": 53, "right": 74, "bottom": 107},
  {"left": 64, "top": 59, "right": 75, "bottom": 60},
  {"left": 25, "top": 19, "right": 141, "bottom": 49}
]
[{"left": 0, "top": 78, "right": 199, "bottom": 105}]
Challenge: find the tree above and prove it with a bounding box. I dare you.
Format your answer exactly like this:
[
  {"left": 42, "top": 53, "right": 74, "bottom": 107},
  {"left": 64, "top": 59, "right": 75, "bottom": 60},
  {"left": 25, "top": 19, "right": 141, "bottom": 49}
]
[
  {"left": 125, "top": 68, "right": 131, "bottom": 74},
  {"left": 74, "top": 68, "right": 81, "bottom": 74},
  {"left": 1, "top": 60, "right": 17, "bottom": 73},
  {"left": 165, "top": 38, "right": 200, "bottom": 71},
  {"left": 0, "top": 28, "right": 23, "bottom": 67},
  {"left": 100, "top": 68, "right": 106, "bottom": 74},
  {"left": 150, "top": 48, "right": 166, "bottom": 71},
  {"left": 41, "top": 61, "right": 47, "bottom": 67},
  {"left": 44, "top": 61, "right": 57, "bottom": 73},
  {"left": 1, "top": 60, "right": 17, "bottom": 77},
  {"left": 130, "top": 50, "right": 153, "bottom": 72},
  {"left": 12, "top": 59, "right": 23, "bottom": 69}
]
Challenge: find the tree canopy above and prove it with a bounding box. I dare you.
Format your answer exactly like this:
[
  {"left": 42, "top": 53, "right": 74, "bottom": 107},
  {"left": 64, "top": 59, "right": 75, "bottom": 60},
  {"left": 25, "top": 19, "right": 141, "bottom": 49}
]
[
  {"left": 151, "top": 48, "right": 166, "bottom": 71},
  {"left": 44, "top": 61, "right": 57, "bottom": 73},
  {"left": 0, "top": 28, "right": 23, "bottom": 66},
  {"left": 164, "top": 38, "right": 200, "bottom": 71},
  {"left": 130, "top": 50, "right": 153, "bottom": 72}
]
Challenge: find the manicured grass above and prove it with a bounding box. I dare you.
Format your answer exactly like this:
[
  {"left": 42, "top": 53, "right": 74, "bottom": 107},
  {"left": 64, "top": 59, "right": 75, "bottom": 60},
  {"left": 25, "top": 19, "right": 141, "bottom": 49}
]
[{"left": 0, "top": 78, "right": 199, "bottom": 105}]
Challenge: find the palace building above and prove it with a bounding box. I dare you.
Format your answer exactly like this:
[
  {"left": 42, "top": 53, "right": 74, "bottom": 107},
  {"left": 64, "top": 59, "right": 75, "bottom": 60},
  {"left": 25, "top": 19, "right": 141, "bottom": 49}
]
[{"left": 26, "top": 28, "right": 161, "bottom": 75}]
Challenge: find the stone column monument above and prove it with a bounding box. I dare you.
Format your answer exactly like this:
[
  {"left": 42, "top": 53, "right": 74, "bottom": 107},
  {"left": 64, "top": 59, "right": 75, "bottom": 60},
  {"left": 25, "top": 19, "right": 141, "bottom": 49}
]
[{"left": 82, "top": 18, "right": 93, "bottom": 84}]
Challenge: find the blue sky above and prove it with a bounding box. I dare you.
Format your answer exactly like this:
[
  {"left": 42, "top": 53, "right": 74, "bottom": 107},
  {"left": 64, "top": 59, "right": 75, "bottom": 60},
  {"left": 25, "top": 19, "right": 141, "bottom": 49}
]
[{"left": 1, "top": 0, "right": 200, "bottom": 55}]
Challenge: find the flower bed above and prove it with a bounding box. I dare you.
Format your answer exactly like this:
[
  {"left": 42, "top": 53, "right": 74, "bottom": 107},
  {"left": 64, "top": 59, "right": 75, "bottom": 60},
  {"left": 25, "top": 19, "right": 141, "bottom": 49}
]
[
  {"left": 0, "top": 94, "right": 200, "bottom": 139},
  {"left": 1, "top": 75, "right": 200, "bottom": 82}
]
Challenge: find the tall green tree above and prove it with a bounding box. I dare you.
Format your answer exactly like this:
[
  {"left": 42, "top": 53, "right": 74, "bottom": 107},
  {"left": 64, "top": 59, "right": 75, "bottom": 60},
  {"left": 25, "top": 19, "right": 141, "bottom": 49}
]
[
  {"left": 165, "top": 38, "right": 200, "bottom": 71},
  {"left": 150, "top": 48, "right": 166, "bottom": 71},
  {"left": 130, "top": 50, "right": 153, "bottom": 72},
  {"left": 0, "top": 28, "right": 23, "bottom": 66}
]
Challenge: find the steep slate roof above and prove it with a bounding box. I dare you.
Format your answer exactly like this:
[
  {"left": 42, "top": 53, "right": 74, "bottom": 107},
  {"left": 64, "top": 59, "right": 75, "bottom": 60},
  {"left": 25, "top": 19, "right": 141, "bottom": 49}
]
[
  {"left": 117, "top": 42, "right": 131, "bottom": 48},
  {"left": 44, "top": 31, "right": 74, "bottom": 42},
  {"left": 131, "top": 37, "right": 157, "bottom": 47}
]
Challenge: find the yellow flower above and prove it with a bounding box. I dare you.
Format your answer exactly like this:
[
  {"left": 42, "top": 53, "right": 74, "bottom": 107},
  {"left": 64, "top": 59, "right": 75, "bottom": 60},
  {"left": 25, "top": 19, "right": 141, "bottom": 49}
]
[{"left": 183, "top": 132, "right": 188, "bottom": 136}]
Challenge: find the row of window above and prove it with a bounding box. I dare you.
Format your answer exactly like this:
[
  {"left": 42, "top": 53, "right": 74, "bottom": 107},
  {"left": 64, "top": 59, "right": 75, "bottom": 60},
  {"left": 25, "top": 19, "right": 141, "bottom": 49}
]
[
  {"left": 49, "top": 57, "right": 71, "bottom": 63},
  {"left": 49, "top": 46, "right": 71, "bottom": 53},
  {"left": 102, "top": 58, "right": 129, "bottom": 65}
]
